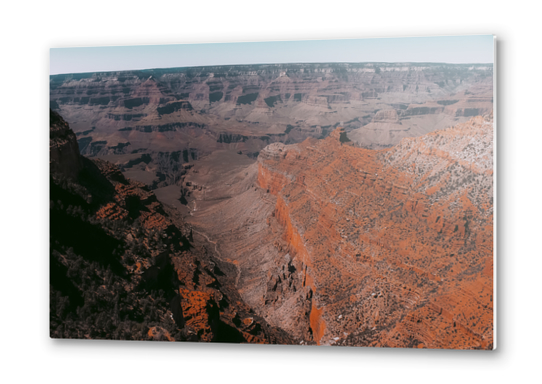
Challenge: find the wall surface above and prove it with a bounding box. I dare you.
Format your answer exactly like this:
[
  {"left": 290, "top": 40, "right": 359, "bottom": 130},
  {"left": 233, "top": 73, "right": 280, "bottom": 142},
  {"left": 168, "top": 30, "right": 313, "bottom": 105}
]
[{"left": 2, "top": 1, "right": 540, "bottom": 383}]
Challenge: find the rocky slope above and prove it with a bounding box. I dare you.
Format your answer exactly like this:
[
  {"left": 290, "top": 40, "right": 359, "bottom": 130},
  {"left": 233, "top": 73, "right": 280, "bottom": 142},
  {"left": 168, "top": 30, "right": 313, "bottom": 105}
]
[
  {"left": 50, "top": 63, "right": 493, "bottom": 150},
  {"left": 50, "top": 110, "right": 294, "bottom": 344},
  {"left": 50, "top": 110, "right": 83, "bottom": 178},
  {"left": 50, "top": 63, "right": 492, "bottom": 189},
  {"left": 186, "top": 115, "right": 494, "bottom": 349}
]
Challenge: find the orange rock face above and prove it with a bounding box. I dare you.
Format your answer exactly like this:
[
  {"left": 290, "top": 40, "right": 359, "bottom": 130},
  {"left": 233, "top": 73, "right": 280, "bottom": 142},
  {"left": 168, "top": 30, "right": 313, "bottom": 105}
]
[
  {"left": 178, "top": 288, "right": 215, "bottom": 342},
  {"left": 255, "top": 116, "right": 494, "bottom": 348},
  {"left": 147, "top": 326, "right": 175, "bottom": 342}
]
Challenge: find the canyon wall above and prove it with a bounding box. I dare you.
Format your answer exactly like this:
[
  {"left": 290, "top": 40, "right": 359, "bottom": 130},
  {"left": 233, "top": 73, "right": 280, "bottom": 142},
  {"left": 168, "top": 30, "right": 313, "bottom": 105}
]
[
  {"left": 49, "top": 110, "right": 294, "bottom": 344},
  {"left": 186, "top": 115, "right": 493, "bottom": 348},
  {"left": 50, "top": 63, "right": 493, "bottom": 158},
  {"left": 256, "top": 117, "right": 493, "bottom": 348},
  {"left": 50, "top": 62, "right": 494, "bottom": 348},
  {"left": 50, "top": 110, "right": 83, "bottom": 178}
]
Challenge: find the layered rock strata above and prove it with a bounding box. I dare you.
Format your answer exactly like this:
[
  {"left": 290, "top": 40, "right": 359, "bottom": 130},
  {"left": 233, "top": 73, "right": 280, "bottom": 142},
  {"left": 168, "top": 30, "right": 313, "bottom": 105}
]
[
  {"left": 49, "top": 110, "right": 293, "bottom": 344},
  {"left": 50, "top": 63, "right": 493, "bottom": 156},
  {"left": 258, "top": 116, "right": 494, "bottom": 348},
  {"left": 188, "top": 115, "right": 494, "bottom": 349}
]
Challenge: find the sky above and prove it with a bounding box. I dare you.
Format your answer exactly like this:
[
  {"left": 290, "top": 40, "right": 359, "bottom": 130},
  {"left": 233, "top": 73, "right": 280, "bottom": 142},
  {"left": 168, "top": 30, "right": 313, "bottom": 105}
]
[{"left": 50, "top": 35, "right": 494, "bottom": 75}]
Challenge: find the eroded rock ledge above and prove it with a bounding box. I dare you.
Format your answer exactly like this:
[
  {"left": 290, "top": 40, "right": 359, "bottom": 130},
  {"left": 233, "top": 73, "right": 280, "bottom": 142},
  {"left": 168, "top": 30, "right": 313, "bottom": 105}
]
[{"left": 255, "top": 115, "right": 493, "bottom": 348}]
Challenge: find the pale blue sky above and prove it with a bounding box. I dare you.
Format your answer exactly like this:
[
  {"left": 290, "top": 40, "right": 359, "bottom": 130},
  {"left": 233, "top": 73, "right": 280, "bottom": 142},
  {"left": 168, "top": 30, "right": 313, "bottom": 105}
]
[{"left": 50, "top": 35, "right": 494, "bottom": 75}]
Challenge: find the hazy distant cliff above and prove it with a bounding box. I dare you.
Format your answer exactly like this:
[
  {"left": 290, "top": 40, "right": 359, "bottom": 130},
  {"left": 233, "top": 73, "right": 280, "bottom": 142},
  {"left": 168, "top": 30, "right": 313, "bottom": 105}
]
[{"left": 50, "top": 62, "right": 493, "bottom": 156}]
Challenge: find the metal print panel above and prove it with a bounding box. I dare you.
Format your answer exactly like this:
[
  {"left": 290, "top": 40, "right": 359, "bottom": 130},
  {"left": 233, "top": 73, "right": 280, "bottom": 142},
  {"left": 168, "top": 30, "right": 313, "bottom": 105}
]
[{"left": 50, "top": 35, "right": 495, "bottom": 349}]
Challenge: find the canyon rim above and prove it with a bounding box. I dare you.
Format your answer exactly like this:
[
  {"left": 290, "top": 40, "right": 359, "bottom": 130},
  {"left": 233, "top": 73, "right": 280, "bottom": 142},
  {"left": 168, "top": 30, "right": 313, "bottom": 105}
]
[{"left": 50, "top": 36, "right": 495, "bottom": 349}]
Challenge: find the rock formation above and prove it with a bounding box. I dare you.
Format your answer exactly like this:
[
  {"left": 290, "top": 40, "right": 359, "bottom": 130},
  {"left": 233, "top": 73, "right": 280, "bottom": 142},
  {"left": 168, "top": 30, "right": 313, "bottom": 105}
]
[
  {"left": 50, "top": 111, "right": 83, "bottom": 178},
  {"left": 49, "top": 62, "right": 494, "bottom": 349},
  {"left": 186, "top": 115, "right": 494, "bottom": 349},
  {"left": 50, "top": 63, "right": 492, "bottom": 190},
  {"left": 49, "top": 110, "right": 294, "bottom": 344}
]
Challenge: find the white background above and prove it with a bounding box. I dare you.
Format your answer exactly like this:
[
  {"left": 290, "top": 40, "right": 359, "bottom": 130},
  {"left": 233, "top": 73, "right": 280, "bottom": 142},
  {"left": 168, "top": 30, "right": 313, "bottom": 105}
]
[{"left": 2, "top": 1, "right": 540, "bottom": 383}]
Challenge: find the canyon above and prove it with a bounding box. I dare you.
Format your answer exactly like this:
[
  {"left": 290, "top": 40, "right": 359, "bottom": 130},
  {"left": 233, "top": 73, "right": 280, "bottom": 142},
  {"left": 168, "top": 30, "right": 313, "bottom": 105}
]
[
  {"left": 50, "top": 63, "right": 492, "bottom": 192},
  {"left": 50, "top": 110, "right": 294, "bottom": 343},
  {"left": 184, "top": 115, "right": 494, "bottom": 348},
  {"left": 50, "top": 62, "right": 494, "bottom": 348}
]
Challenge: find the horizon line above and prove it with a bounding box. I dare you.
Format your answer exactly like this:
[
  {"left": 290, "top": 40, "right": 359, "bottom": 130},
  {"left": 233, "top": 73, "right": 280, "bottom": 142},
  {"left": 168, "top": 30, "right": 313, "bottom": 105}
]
[
  {"left": 50, "top": 60, "right": 494, "bottom": 76},
  {"left": 50, "top": 36, "right": 495, "bottom": 76}
]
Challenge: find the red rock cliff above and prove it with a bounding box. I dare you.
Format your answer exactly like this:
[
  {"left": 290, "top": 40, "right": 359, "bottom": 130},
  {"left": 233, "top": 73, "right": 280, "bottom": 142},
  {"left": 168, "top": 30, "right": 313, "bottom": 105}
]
[{"left": 257, "top": 115, "right": 494, "bottom": 349}]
